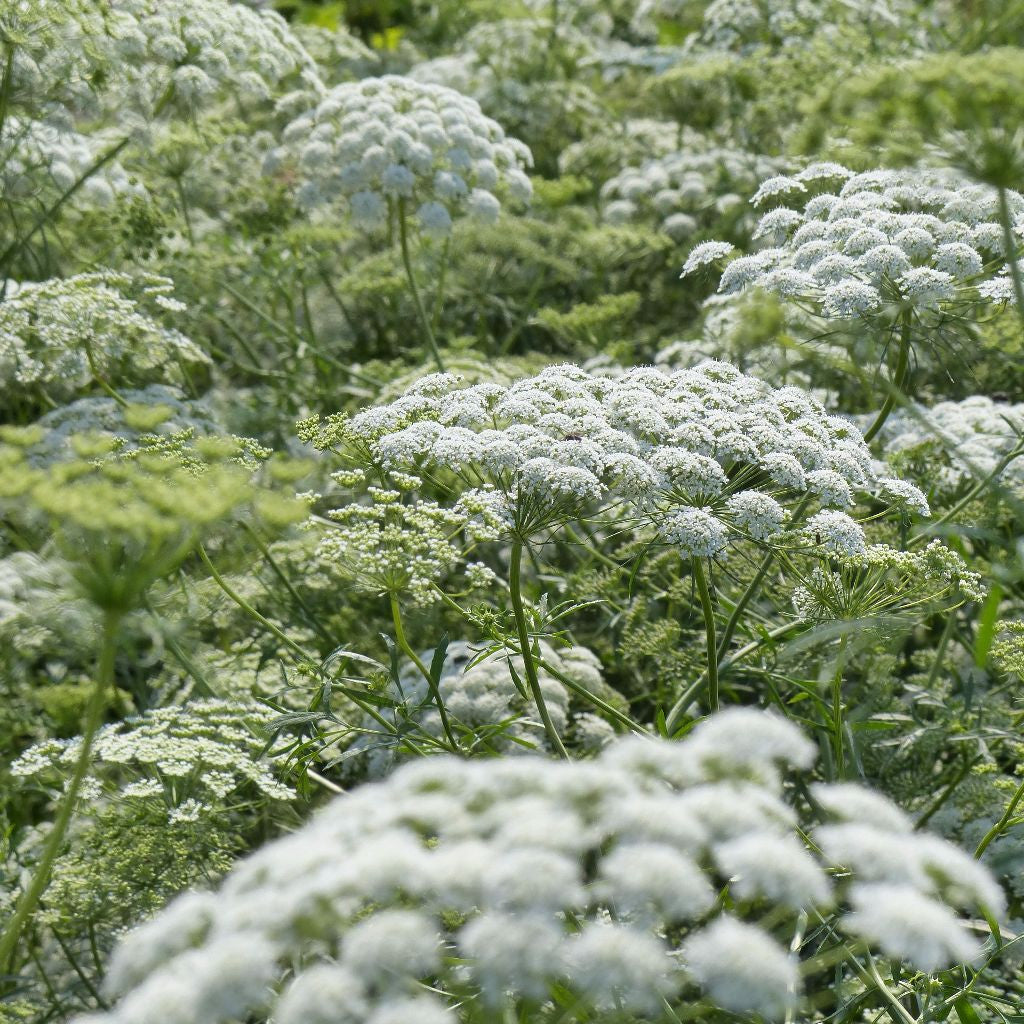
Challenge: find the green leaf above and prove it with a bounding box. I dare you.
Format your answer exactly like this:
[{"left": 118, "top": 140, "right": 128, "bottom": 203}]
[{"left": 974, "top": 583, "right": 1003, "bottom": 667}]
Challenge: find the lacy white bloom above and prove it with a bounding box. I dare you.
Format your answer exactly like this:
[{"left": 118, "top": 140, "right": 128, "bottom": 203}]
[
  {"left": 682, "top": 916, "right": 799, "bottom": 1018},
  {"left": 277, "top": 75, "right": 532, "bottom": 235},
  {"left": 0, "top": 273, "right": 209, "bottom": 408},
  {"left": 12, "top": 700, "right": 293, "bottom": 818},
  {"left": 87, "top": 709, "right": 997, "bottom": 1024},
  {"left": 684, "top": 166, "right": 1024, "bottom": 320},
  {"left": 303, "top": 361, "right": 922, "bottom": 554}
]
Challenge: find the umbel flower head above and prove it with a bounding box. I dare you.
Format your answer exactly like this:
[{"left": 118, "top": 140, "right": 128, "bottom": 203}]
[
  {"left": 11, "top": 699, "right": 293, "bottom": 821},
  {"left": 274, "top": 75, "right": 533, "bottom": 237},
  {"left": 310, "top": 486, "right": 494, "bottom": 605},
  {"left": 300, "top": 361, "right": 926, "bottom": 555},
  {"left": 0, "top": 272, "right": 209, "bottom": 414},
  {"left": 0, "top": 431, "right": 302, "bottom": 613},
  {"left": 85, "top": 710, "right": 1001, "bottom": 1024},
  {"left": 683, "top": 165, "right": 1024, "bottom": 318},
  {"left": 882, "top": 395, "right": 1024, "bottom": 498},
  {"left": 5, "top": 0, "right": 317, "bottom": 119}
]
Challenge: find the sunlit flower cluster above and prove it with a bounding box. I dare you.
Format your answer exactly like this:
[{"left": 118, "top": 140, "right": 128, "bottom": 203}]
[
  {"left": 792, "top": 539, "right": 985, "bottom": 622},
  {"left": 409, "top": 20, "right": 605, "bottom": 156},
  {"left": 310, "top": 486, "right": 493, "bottom": 604},
  {"left": 301, "top": 361, "right": 927, "bottom": 555},
  {"left": 11, "top": 700, "right": 293, "bottom": 819},
  {"left": 683, "top": 165, "right": 1024, "bottom": 318},
  {"left": 632, "top": 0, "right": 923, "bottom": 55},
  {"left": 274, "top": 75, "right": 532, "bottom": 237},
  {"left": 87, "top": 710, "right": 1001, "bottom": 1024}
]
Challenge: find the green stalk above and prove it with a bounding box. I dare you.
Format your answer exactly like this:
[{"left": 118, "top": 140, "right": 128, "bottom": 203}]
[
  {"left": 975, "top": 777, "right": 1024, "bottom": 859},
  {"left": 692, "top": 558, "right": 719, "bottom": 712},
  {"left": 0, "top": 610, "right": 121, "bottom": 971},
  {"left": 397, "top": 198, "right": 446, "bottom": 372},
  {"left": 863, "top": 311, "right": 912, "bottom": 443},
  {"left": 509, "top": 538, "right": 569, "bottom": 758},
  {"left": 997, "top": 186, "right": 1024, "bottom": 329},
  {"left": 388, "top": 593, "right": 460, "bottom": 753},
  {"left": 198, "top": 544, "right": 310, "bottom": 662}
]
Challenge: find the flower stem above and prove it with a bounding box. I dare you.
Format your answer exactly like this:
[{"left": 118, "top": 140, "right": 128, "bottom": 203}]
[
  {"left": 397, "top": 198, "right": 446, "bottom": 372},
  {"left": 0, "top": 610, "right": 121, "bottom": 973},
  {"left": 997, "top": 186, "right": 1024, "bottom": 328},
  {"left": 509, "top": 538, "right": 569, "bottom": 758},
  {"left": 975, "top": 777, "right": 1024, "bottom": 859},
  {"left": 388, "top": 593, "right": 460, "bottom": 753},
  {"left": 692, "top": 558, "right": 719, "bottom": 712},
  {"left": 863, "top": 311, "right": 912, "bottom": 443}
]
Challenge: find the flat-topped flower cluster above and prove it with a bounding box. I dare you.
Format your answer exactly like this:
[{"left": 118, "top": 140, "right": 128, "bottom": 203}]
[
  {"left": 683, "top": 165, "right": 1024, "bottom": 318},
  {"left": 0, "top": 273, "right": 209, "bottom": 407},
  {"left": 84, "top": 710, "right": 1002, "bottom": 1024},
  {"left": 8, "top": 0, "right": 316, "bottom": 119},
  {"left": 301, "top": 361, "right": 927, "bottom": 556},
  {"left": 275, "top": 75, "right": 533, "bottom": 236},
  {"left": 12, "top": 700, "right": 293, "bottom": 820}
]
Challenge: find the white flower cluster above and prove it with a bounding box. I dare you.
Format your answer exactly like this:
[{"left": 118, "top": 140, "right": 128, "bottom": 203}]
[
  {"left": 275, "top": 75, "right": 532, "bottom": 237},
  {"left": 0, "top": 116, "right": 141, "bottom": 208},
  {"left": 103, "top": 0, "right": 317, "bottom": 113},
  {"left": 11, "top": 700, "right": 293, "bottom": 817},
  {"left": 558, "top": 118, "right": 687, "bottom": 179},
  {"left": 344, "top": 641, "right": 617, "bottom": 775},
  {"left": 0, "top": 273, "right": 209, "bottom": 406},
  {"left": 86, "top": 710, "right": 1001, "bottom": 1024},
  {"left": 6, "top": 0, "right": 316, "bottom": 120},
  {"left": 311, "top": 487, "right": 493, "bottom": 604},
  {"left": 320, "top": 361, "right": 926, "bottom": 555},
  {"left": 883, "top": 396, "right": 1024, "bottom": 496},
  {"left": 632, "top": 0, "right": 921, "bottom": 55},
  {"left": 792, "top": 539, "right": 985, "bottom": 621},
  {"left": 683, "top": 165, "right": 1024, "bottom": 319},
  {"left": 601, "top": 146, "right": 787, "bottom": 241}
]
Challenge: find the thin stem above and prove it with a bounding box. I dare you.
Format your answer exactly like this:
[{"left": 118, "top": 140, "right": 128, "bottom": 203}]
[
  {"left": 509, "top": 538, "right": 570, "bottom": 758},
  {"left": 692, "top": 558, "right": 719, "bottom": 712},
  {"left": 0, "top": 136, "right": 132, "bottom": 274},
  {"left": 197, "top": 544, "right": 311, "bottom": 662},
  {"left": 430, "top": 234, "right": 452, "bottom": 335},
  {"left": 665, "top": 622, "right": 802, "bottom": 733},
  {"left": 0, "top": 610, "right": 121, "bottom": 972},
  {"left": 716, "top": 496, "right": 811, "bottom": 661},
  {"left": 975, "top": 777, "right": 1024, "bottom": 859},
  {"left": 397, "top": 198, "right": 446, "bottom": 372},
  {"left": 388, "top": 593, "right": 460, "bottom": 753},
  {"left": 997, "top": 186, "right": 1024, "bottom": 329},
  {"left": 830, "top": 635, "right": 849, "bottom": 780},
  {"left": 862, "top": 312, "right": 912, "bottom": 443}
]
